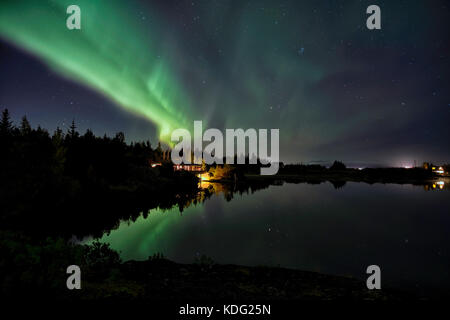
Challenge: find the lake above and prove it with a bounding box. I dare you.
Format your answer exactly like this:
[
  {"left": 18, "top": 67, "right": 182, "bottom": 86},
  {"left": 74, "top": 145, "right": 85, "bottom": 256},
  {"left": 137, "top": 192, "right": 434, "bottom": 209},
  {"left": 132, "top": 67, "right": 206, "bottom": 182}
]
[{"left": 94, "top": 180, "right": 450, "bottom": 296}]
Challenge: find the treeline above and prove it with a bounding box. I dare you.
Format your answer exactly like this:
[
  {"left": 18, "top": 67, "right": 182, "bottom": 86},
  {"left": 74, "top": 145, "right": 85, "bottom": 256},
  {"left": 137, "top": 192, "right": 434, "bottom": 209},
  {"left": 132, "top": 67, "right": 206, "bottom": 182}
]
[
  {"left": 0, "top": 109, "right": 166, "bottom": 183},
  {"left": 0, "top": 109, "right": 198, "bottom": 238}
]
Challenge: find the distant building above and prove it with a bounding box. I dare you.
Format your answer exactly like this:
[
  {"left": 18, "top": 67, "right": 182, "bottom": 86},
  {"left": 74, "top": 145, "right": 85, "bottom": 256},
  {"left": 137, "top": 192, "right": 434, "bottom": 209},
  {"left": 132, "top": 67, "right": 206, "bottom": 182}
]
[
  {"left": 432, "top": 166, "right": 445, "bottom": 175},
  {"left": 423, "top": 162, "right": 446, "bottom": 175},
  {"left": 173, "top": 164, "right": 203, "bottom": 172}
]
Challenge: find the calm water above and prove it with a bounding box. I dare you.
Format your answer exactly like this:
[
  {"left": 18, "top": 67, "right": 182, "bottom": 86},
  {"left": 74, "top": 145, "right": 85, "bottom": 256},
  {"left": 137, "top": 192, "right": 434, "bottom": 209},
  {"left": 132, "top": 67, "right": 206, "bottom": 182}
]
[{"left": 95, "top": 181, "right": 450, "bottom": 296}]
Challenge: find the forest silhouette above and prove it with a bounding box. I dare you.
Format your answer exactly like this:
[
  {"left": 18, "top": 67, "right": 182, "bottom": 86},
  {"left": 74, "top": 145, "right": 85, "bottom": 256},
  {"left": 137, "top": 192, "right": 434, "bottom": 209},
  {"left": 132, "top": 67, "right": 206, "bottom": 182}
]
[{"left": 0, "top": 109, "right": 278, "bottom": 238}]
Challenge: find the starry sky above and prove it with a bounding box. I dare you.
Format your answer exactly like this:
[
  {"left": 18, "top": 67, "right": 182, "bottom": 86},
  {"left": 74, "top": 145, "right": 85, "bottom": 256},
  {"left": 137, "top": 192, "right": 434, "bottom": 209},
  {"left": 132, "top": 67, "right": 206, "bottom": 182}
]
[{"left": 0, "top": 0, "right": 449, "bottom": 166}]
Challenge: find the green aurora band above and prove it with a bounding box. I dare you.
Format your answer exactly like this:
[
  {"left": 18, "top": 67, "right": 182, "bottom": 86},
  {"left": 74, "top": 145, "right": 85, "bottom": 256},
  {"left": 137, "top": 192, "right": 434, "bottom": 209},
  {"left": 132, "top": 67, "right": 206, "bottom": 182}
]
[{"left": 0, "top": 0, "right": 194, "bottom": 143}]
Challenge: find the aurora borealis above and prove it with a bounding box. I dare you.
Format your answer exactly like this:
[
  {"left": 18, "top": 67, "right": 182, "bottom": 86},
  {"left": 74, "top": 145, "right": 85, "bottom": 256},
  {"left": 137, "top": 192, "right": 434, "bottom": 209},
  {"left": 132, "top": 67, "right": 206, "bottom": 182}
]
[
  {"left": 0, "top": 0, "right": 195, "bottom": 143},
  {"left": 1, "top": 0, "right": 449, "bottom": 165}
]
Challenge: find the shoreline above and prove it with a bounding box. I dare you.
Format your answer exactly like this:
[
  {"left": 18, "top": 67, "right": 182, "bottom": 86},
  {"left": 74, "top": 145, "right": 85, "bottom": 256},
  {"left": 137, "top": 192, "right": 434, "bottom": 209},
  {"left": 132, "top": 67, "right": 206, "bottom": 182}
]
[
  {"left": 244, "top": 173, "right": 449, "bottom": 184},
  {"left": 60, "top": 258, "right": 414, "bottom": 301}
]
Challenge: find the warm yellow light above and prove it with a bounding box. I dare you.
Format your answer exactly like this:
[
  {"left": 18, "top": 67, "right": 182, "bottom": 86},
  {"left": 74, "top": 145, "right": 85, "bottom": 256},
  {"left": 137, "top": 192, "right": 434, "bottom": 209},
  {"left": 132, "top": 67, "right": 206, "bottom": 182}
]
[
  {"left": 197, "top": 173, "right": 209, "bottom": 181},
  {"left": 197, "top": 173, "right": 211, "bottom": 189}
]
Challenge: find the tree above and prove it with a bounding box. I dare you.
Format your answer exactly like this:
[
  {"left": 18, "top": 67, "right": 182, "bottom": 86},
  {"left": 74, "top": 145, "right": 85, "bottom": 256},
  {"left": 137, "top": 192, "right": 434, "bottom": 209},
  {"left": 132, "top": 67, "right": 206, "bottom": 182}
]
[
  {"left": 53, "top": 127, "right": 64, "bottom": 142},
  {"left": 156, "top": 141, "right": 162, "bottom": 153},
  {"left": 201, "top": 159, "right": 207, "bottom": 171},
  {"left": 114, "top": 132, "right": 125, "bottom": 144},
  {"left": 0, "top": 108, "right": 13, "bottom": 135},
  {"left": 84, "top": 129, "right": 95, "bottom": 140},
  {"left": 68, "top": 119, "right": 78, "bottom": 139},
  {"left": 330, "top": 160, "right": 346, "bottom": 170},
  {"left": 20, "top": 116, "right": 32, "bottom": 135},
  {"left": 208, "top": 164, "right": 235, "bottom": 180},
  {"left": 52, "top": 127, "right": 66, "bottom": 174}
]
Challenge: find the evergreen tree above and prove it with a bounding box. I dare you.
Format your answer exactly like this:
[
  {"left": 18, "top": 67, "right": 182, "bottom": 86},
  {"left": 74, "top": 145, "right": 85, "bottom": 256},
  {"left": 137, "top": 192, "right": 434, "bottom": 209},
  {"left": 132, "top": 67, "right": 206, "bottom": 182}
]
[
  {"left": 0, "top": 108, "right": 13, "bottom": 135},
  {"left": 52, "top": 127, "right": 64, "bottom": 143},
  {"left": 84, "top": 128, "right": 95, "bottom": 140},
  {"left": 114, "top": 132, "right": 125, "bottom": 144},
  {"left": 20, "top": 116, "right": 32, "bottom": 135},
  {"left": 53, "top": 127, "right": 66, "bottom": 174},
  {"left": 68, "top": 119, "right": 78, "bottom": 139}
]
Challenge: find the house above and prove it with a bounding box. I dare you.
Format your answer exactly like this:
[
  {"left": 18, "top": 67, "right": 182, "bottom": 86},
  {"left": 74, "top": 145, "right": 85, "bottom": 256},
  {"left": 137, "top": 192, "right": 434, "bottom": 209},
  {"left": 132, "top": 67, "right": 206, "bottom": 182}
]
[
  {"left": 423, "top": 162, "right": 446, "bottom": 175},
  {"left": 173, "top": 164, "right": 203, "bottom": 172},
  {"left": 432, "top": 166, "right": 445, "bottom": 175}
]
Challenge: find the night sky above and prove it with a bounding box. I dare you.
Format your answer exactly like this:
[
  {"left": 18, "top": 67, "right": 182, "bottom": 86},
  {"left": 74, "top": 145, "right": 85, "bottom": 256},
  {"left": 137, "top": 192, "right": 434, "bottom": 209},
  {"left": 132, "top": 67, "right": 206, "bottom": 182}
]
[{"left": 0, "top": 0, "right": 449, "bottom": 166}]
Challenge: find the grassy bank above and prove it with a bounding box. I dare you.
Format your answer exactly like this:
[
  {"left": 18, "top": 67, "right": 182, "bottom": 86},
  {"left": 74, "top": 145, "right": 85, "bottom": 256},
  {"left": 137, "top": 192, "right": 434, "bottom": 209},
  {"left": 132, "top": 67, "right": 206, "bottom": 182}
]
[{"left": 0, "top": 231, "right": 407, "bottom": 301}]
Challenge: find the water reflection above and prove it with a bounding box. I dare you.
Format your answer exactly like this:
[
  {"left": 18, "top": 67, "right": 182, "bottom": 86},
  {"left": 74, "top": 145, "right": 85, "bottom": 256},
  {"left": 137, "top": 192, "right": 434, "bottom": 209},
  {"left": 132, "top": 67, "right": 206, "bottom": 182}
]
[
  {"left": 426, "top": 180, "right": 446, "bottom": 190},
  {"left": 90, "top": 179, "right": 450, "bottom": 297}
]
